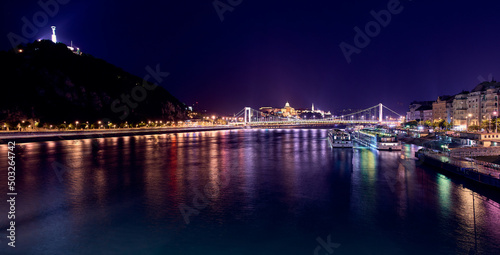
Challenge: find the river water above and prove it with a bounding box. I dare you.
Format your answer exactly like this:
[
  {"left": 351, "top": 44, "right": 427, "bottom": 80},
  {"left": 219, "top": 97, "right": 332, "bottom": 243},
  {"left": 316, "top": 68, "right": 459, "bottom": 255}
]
[{"left": 1, "top": 129, "right": 499, "bottom": 254}]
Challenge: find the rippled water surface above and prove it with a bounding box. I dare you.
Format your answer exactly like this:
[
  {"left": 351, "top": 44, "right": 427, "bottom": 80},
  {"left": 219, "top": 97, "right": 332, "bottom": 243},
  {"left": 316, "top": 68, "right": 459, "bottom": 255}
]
[{"left": 1, "top": 129, "right": 500, "bottom": 254}]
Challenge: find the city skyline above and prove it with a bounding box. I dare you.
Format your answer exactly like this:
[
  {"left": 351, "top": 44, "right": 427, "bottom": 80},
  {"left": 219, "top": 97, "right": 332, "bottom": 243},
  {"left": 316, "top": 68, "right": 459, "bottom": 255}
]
[
  {"left": 2, "top": 1, "right": 500, "bottom": 254},
  {"left": 3, "top": 1, "right": 500, "bottom": 115}
]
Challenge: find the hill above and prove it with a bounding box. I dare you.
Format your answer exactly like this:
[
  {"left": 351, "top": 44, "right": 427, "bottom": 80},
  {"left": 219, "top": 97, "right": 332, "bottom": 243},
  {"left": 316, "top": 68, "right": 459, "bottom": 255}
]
[{"left": 0, "top": 40, "right": 186, "bottom": 128}]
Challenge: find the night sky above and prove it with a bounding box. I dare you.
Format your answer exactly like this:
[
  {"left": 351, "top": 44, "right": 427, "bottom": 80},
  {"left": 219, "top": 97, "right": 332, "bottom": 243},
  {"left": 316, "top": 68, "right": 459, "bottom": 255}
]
[{"left": 2, "top": 0, "right": 500, "bottom": 115}]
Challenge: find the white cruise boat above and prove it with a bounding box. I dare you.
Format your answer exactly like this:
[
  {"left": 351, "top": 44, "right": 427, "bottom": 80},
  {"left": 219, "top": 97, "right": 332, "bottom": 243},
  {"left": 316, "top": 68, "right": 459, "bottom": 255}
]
[
  {"left": 353, "top": 128, "right": 402, "bottom": 151},
  {"left": 328, "top": 129, "right": 353, "bottom": 148}
]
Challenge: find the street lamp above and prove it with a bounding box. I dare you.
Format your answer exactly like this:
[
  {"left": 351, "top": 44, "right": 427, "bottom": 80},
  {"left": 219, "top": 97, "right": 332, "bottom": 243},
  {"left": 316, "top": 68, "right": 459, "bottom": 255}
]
[
  {"left": 467, "top": 113, "right": 472, "bottom": 131},
  {"left": 487, "top": 115, "right": 491, "bottom": 132},
  {"left": 494, "top": 111, "right": 498, "bottom": 133}
]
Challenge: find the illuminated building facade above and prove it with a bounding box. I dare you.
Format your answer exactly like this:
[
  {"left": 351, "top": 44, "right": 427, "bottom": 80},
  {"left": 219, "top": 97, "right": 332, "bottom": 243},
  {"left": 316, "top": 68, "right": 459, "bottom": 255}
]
[
  {"left": 452, "top": 92, "right": 468, "bottom": 128},
  {"left": 432, "top": 95, "right": 453, "bottom": 123},
  {"left": 281, "top": 102, "right": 296, "bottom": 117},
  {"left": 259, "top": 102, "right": 331, "bottom": 119},
  {"left": 259, "top": 102, "right": 297, "bottom": 117}
]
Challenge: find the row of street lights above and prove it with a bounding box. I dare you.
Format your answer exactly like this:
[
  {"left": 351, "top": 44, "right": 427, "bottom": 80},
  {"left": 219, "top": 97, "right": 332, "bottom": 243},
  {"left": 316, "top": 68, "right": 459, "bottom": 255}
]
[{"left": 466, "top": 111, "right": 498, "bottom": 132}]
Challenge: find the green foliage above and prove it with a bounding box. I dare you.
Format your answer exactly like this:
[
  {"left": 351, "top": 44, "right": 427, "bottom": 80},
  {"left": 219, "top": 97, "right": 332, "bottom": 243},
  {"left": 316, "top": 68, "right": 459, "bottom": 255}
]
[
  {"left": 3, "top": 122, "right": 16, "bottom": 129},
  {"left": 480, "top": 120, "right": 490, "bottom": 130},
  {"left": 405, "top": 120, "right": 418, "bottom": 127},
  {"left": 443, "top": 121, "right": 453, "bottom": 130},
  {"left": 431, "top": 119, "right": 447, "bottom": 130},
  {"left": 20, "top": 121, "right": 31, "bottom": 128},
  {"left": 468, "top": 125, "right": 480, "bottom": 131}
]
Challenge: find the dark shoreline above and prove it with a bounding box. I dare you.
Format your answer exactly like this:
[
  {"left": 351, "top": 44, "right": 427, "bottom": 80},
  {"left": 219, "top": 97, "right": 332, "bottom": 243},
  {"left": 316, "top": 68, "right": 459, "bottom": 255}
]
[
  {"left": 0, "top": 126, "right": 243, "bottom": 144},
  {"left": 416, "top": 152, "right": 500, "bottom": 190},
  {"left": 0, "top": 125, "right": 345, "bottom": 144}
]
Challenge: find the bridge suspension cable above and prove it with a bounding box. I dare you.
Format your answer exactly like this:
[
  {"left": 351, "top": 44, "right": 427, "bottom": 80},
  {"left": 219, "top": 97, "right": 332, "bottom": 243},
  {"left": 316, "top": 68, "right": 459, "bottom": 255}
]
[
  {"left": 382, "top": 104, "right": 403, "bottom": 118},
  {"left": 335, "top": 104, "right": 380, "bottom": 120},
  {"left": 334, "top": 103, "right": 402, "bottom": 122},
  {"left": 230, "top": 103, "right": 403, "bottom": 125}
]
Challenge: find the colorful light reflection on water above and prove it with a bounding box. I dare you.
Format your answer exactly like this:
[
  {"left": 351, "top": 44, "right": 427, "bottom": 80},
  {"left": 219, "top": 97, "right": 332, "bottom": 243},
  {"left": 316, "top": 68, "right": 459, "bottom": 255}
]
[{"left": 0, "top": 129, "right": 499, "bottom": 254}]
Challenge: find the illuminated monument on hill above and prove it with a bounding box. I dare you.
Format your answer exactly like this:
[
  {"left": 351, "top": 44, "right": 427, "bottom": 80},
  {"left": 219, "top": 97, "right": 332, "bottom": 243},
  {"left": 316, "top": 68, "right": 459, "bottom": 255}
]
[
  {"left": 51, "top": 26, "right": 57, "bottom": 43},
  {"left": 47, "top": 26, "right": 82, "bottom": 55}
]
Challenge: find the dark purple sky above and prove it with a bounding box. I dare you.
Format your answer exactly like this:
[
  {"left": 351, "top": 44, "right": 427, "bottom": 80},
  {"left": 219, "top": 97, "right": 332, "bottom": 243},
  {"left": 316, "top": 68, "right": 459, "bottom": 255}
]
[{"left": 2, "top": 0, "right": 500, "bottom": 115}]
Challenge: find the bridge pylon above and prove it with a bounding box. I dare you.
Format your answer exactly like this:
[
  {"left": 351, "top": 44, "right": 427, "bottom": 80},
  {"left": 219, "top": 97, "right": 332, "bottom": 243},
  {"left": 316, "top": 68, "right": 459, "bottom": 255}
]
[
  {"left": 244, "top": 107, "right": 252, "bottom": 124},
  {"left": 379, "top": 103, "right": 383, "bottom": 123}
]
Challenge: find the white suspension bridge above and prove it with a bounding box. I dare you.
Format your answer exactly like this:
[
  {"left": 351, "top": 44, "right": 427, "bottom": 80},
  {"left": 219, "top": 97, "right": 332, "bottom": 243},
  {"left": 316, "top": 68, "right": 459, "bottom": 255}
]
[{"left": 229, "top": 103, "right": 404, "bottom": 127}]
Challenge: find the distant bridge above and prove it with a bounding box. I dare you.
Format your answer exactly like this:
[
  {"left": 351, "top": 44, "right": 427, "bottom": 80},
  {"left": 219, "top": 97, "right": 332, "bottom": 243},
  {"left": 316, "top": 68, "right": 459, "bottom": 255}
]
[{"left": 229, "top": 103, "right": 403, "bottom": 127}]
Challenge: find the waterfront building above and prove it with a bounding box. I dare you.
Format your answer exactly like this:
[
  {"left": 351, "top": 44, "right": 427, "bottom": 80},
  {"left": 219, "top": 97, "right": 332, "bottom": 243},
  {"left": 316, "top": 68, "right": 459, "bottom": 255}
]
[
  {"left": 452, "top": 91, "right": 468, "bottom": 128},
  {"left": 456, "top": 132, "right": 500, "bottom": 147},
  {"left": 467, "top": 91, "right": 482, "bottom": 126},
  {"left": 482, "top": 87, "right": 499, "bottom": 121},
  {"left": 432, "top": 95, "right": 453, "bottom": 123},
  {"left": 407, "top": 79, "right": 500, "bottom": 131},
  {"left": 423, "top": 108, "right": 433, "bottom": 121},
  {"left": 406, "top": 103, "right": 420, "bottom": 121},
  {"left": 406, "top": 101, "right": 433, "bottom": 122},
  {"left": 463, "top": 81, "right": 500, "bottom": 127}
]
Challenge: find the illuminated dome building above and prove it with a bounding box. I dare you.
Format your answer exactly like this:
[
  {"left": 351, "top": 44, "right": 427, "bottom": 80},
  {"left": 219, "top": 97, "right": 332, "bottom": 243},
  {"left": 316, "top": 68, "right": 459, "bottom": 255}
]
[{"left": 281, "top": 102, "right": 296, "bottom": 117}]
